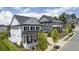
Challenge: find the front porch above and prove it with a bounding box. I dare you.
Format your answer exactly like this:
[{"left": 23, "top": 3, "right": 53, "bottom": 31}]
[{"left": 21, "top": 34, "right": 38, "bottom": 49}]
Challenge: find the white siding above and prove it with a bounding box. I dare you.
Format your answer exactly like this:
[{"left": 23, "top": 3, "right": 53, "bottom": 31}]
[
  {"left": 10, "top": 26, "right": 22, "bottom": 45},
  {"left": 10, "top": 18, "right": 21, "bottom": 45},
  {"left": 11, "top": 18, "right": 20, "bottom": 26}
]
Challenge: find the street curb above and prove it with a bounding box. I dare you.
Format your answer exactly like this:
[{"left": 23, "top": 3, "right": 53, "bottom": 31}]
[
  {"left": 57, "top": 32, "right": 76, "bottom": 51},
  {"left": 45, "top": 32, "right": 76, "bottom": 51}
]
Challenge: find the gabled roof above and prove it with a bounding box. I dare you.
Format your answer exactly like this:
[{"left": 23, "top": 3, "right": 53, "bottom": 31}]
[
  {"left": 11, "top": 15, "right": 40, "bottom": 25},
  {"left": 14, "top": 15, "right": 33, "bottom": 24},
  {"left": 39, "top": 15, "right": 53, "bottom": 22},
  {"left": 39, "top": 15, "right": 62, "bottom": 23}
]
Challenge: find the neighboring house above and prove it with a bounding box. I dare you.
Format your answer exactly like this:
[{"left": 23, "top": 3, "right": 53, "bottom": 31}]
[
  {"left": 39, "top": 15, "right": 63, "bottom": 33},
  {"left": 66, "top": 14, "right": 77, "bottom": 24},
  {"left": 0, "top": 25, "right": 7, "bottom": 32},
  {"left": 77, "top": 18, "right": 79, "bottom": 24},
  {"left": 10, "top": 15, "right": 41, "bottom": 49}
]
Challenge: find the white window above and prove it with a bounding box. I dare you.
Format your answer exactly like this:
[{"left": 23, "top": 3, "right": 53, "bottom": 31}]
[
  {"left": 24, "top": 26, "right": 29, "bottom": 31},
  {"left": 31, "top": 34, "right": 37, "bottom": 43},
  {"left": 36, "top": 26, "right": 40, "bottom": 31},
  {"left": 30, "top": 26, "right": 35, "bottom": 31}
]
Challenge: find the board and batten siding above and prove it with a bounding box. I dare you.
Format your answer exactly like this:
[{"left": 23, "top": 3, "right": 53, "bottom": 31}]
[{"left": 10, "top": 17, "right": 22, "bottom": 45}]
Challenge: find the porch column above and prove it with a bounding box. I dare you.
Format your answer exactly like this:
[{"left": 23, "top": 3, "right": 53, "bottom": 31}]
[
  {"left": 29, "top": 26, "right": 31, "bottom": 31},
  {"left": 35, "top": 26, "right": 36, "bottom": 31}
]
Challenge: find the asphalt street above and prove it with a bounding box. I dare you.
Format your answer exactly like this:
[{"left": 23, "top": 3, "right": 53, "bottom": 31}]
[{"left": 60, "top": 24, "right": 79, "bottom": 51}]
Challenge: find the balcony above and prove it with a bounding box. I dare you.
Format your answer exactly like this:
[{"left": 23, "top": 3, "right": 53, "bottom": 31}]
[{"left": 52, "top": 25, "right": 62, "bottom": 27}]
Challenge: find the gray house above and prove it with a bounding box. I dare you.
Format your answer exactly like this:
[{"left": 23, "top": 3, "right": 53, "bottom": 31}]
[
  {"left": 39, "top": 15, "right": 63, "bottom": 33},
  {"left": 10, "top": 15, "right": 41, "bottom": 49},
  {"left": 66, "top": 14, "right": 77, "bottom": 24}
]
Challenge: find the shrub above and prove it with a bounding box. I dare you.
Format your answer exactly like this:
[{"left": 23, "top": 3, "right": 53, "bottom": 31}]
[
  {"left": 31, "top": 46, "right": 35, "bottom": 50},
  {"left": 37, "top": 32, "right": 48, "bottom": 51},
  {"left": 48, "top": 32, "right": 51, "bottom": 37},
  {"left": 66, "top": 24, "right": 73, "bottom": 34},
  {"left": 71, "top": 23, "right": 75, "bottom": 29},
  {"left": 0, "top": 32, "right": 8, "bottom": 40},
  {"left": 51, "top": 28, "right": 60, "bottom": 42}
]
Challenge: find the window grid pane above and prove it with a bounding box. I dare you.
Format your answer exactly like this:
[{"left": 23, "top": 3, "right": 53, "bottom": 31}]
[{"left": 24, "top": 26, "right": 29, "bottom": 31}]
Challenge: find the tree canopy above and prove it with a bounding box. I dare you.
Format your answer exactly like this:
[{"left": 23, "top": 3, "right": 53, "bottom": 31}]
[
  {"left": 53, "top": 16, "right": 58, "bottom": 20},
  {"left": 66, "top": 24, "right": 73, "bottom": 33},
  {"left": 58, "top": 13, "right": 67, "bottom": 24},
  {"left": 71, "top": 14, "right": 77, "bottom": 19}
]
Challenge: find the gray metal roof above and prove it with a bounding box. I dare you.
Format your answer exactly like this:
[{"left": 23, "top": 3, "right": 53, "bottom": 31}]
[
  {"left": 12, "top": 15, "right": 40, "bottom": 25},
  {"left": 39, "top": 15, "right": 53, "bottom": 22},
  {"left": 39, "top": 15, "right": 62, "bottom": 23}
]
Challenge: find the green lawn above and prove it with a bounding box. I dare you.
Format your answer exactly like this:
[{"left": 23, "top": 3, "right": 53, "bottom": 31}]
[
  {"left": 0, "top": 32, "right": 27, "bottom": 51},
  {"left": 0, "top": 38, "right": 26, "bottom": 51}
]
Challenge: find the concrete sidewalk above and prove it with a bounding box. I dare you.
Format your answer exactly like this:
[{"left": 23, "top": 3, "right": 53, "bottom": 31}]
[{"left": 45, "top": 37, "right": 54, "bottom": 51}]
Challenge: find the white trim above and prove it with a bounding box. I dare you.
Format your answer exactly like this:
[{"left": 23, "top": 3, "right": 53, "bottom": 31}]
[
  {"left": 40, "top": 26, "right": 41, "bottom": 30},
  {"left": 22, "top": 34, "right": 37, "bottom": 44},
  {"left": 30, "top": 26, "right": 36, "bottom": 31},
  {"left": 52, "top": 25, "right": 62, "bottom": 27},
  {"left": 30, "top": 34, "right": 37, "bottom": 43},
  {"left": 24, "top": 26, "right": 29, "bottom": 31},
  {"left": 35, "top": 26, "right": 36, "bottom": 31},
  {"left": 29, "top": 26, "right": 31, "bottom": 31},
  {"left": 36, "top": 26, "right": 41, "bottom": 31}
]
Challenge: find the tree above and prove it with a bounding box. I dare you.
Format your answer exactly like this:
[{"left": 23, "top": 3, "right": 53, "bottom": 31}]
[
  {"left": 0, "top": 31, "right": 8, "bottom": 40},
  {"left": 53, "top": 16, "right": 58, "bottom": 20},
  {"left": 66, "top": 24, "right": 72, "bottom": 33},
  {"left": 71, "top": 14, "right": 76, "bottom": 19},
  {"left": 51, "top": 28, "right": 60, "bottom": 43},
  {"left": 59, "top": 13, "right": 67, "bottom": 24},
  {"left": 71, "top": 23, "right": 75, "bottom": 29},
  {"left": 37, "top": 32, "right": 48, "bottom": 51}
]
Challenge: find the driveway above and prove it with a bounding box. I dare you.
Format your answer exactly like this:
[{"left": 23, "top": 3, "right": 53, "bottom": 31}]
[{"left": 60, "top": 24, "right": 79, "bottom": 51}]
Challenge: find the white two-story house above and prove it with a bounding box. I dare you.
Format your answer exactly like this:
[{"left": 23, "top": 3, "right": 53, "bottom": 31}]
[{"left": 10, "top": 15, "right": 41, "bottom": 49}]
